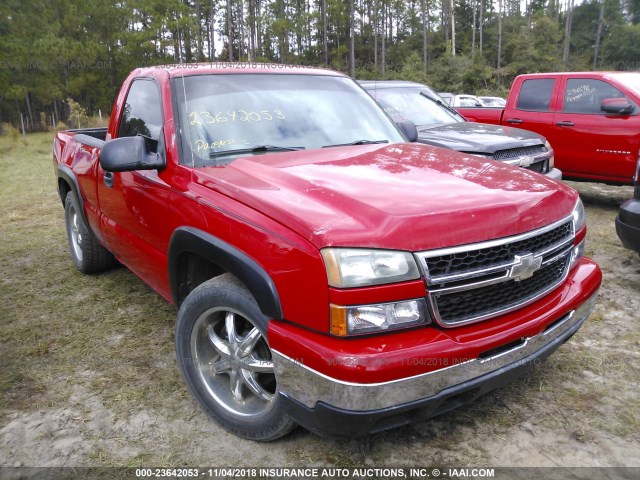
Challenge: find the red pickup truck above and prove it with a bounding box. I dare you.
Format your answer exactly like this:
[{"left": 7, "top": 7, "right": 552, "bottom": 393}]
[
  {"left": 457, "top": 72, "right": 640, "bottom": 185},
  {"left": 53, "top": 64, "right": 601, "bottom": 440}
]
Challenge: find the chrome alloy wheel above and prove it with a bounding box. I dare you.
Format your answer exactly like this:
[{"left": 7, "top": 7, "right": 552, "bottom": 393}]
[
  {"left": 68, "top": 203, "right": 83, "bottom": 262},
  {"left": 191, "top": 307, "right": 276, "bottom": 417}
]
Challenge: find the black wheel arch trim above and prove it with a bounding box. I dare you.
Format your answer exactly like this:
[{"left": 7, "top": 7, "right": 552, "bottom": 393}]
[
  {"left": 169, "top": 227, "right": 283, "bottom": 320},
  {"left": 56, "top": 164, "right": 93, "bottom": 235}
]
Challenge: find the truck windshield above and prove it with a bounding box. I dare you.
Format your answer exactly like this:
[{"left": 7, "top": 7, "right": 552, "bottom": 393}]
[
  {"left": 172, "top": 73, "right": 405, "bottom": 167},
  {"left": 370, "top": 87, "right": 464, "bottom": 128}
]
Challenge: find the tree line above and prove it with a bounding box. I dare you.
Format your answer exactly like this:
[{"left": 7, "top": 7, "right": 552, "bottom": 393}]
[{"left": 1, "top": 0, "right": 640, "bottom": 131}]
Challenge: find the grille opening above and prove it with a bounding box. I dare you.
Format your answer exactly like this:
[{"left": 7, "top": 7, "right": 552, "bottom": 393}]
[
  {"left": 418, "top": 218, "right": 574, "bottom": 327},
  {"left": 479, "top": 338, "right": 526, "bottom": 360},
  {"left": 493, "top": 145, "right": 546, "bottom": 160},
  {"left": 434, "top": 255, "right": 568, "bottom": 324},
  {"left": 425, "top": 221, "right": 572, "bottom": 279},
  {"left": 543, "top": 313, "right": 571, "bottom": 334}
]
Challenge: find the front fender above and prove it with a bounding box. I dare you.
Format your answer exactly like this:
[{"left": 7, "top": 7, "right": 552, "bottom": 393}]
[{"left": 168, "top": 227, "right": 283, "bottom": 320}]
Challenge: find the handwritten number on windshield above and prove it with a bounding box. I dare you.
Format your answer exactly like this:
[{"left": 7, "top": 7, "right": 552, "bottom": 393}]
[
  {"left": 189, "top": 112, "right": 201, "bottom": 126},
  {"left": 189, "top": 110, "right": 285, "bottom": 125}
]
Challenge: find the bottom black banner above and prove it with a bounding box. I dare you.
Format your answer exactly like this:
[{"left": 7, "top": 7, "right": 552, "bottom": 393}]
[{"left": 1, "top": 467, "right": 638, "bottom": 480}]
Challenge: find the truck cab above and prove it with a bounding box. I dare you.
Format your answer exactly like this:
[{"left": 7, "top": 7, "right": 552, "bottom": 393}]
[
  {"left": 53, "top": 64, "right": 602, "bottom": 440},
  {"left": 361, "top": 80, "right": 560, "bottom": 179},
  {"left": 457, "top": 72, "right": 640, "bottom": 185}
]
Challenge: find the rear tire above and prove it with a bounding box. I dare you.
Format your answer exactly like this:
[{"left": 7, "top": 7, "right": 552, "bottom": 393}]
[
  {"left": 175, "top": 274, "right": 296, "bottom": 441},
  {"left": 64, "top": 192, "right": 115, "bottom": 274}
]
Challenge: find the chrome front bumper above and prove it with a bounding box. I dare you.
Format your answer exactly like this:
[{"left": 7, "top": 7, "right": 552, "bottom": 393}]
[{"left": 273, "top": 292, "right": 597, "bottom": 412}]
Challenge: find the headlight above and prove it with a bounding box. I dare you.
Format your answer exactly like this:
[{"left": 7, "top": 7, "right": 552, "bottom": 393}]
[
  {"left": 545, "top": 140, "right": 555, "bottom": 170},
  {"left": 330, "top": 299, "right": 430, "bottom": 336},
  {"left": 572, "top": 198, "right": 586, "bottom": 233},
  {"left": 570, "top": 198, "right": 586, "bottom": 270},
  {"left": 321, "top": 248, "right": 420, "bottom": 288}
]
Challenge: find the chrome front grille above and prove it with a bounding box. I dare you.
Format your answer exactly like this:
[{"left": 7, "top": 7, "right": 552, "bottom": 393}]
[
  {"left": 425, "top": 221, "right": 572, "bottom": 278},
  {"left": 492, "top": 145, "right": 549, "bottom": 173},
  {"left": 492, "top": 145, "right": 545, "bottom": 160},
  {"left": 433, "top": 253, "right": 569, "bottom": 324},
  {"left": 416, "top": 217, "right": 574, "bottom": 326}
]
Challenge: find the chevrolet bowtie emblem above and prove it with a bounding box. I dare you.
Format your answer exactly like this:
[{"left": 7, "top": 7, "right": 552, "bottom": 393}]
[{"left": 509, "top": 253, "right": 542, "bottom": 281}]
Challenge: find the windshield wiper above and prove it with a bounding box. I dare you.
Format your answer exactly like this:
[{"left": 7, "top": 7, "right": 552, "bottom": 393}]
[
  {"left": 209, "top": 145, "right": 305, "bottom": 158},
  {"left": 322, "top": 139, "right": 389, "bottom": 148},
  {"left": 421, "top": 92, "right": 461, "bottom": 116}
]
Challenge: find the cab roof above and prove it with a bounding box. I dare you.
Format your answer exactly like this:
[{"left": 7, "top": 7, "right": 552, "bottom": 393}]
[
  {"left": 358, "top": 80, "right": 430, "bottom": 89},
  {"left": 132, "top": 62, "right": 343, "bottom": 78}
]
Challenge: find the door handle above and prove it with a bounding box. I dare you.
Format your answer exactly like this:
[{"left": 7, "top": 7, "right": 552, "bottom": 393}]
[
  {"left": 506, "top": 118, "right": 523, "bottom": 124},
  {"left": 556, "top": 120, "right": 575, "bottom": 127},
  {"left": 104, "top": 171, "right": 114, "bottom": 188}
]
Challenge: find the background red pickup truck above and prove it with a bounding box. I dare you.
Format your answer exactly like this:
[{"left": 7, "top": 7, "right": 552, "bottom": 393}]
[
  {"left": 53, "top": 64, "right": 601, "bottom": 440},
  {"left": 457, "top": 72, "right": 640, "bottom": 185}
]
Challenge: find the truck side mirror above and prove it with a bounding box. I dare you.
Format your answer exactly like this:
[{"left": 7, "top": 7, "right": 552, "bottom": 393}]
[
  {"left": 100, "top": 136, "right": 165, "bottom": 172},
  {"left": 395, "top": 120, "right": 418, "bottom": 142},
  {"left": 601, "top": 98, "right": 634, "bottom": 115}
]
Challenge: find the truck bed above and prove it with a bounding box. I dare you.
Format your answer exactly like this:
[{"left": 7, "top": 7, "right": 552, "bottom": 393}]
[
  {"left": 64, "top": 127, "right": 108, "bottom": 140},
  {"left": 54, "top": 128, "right": 107, "bottom": 162},
  {"left": 456, "top": 106, "right": 504, "bottom": 124}
]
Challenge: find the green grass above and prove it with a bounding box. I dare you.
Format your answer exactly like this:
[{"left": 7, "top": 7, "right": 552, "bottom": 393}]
[{"left": 0, "top": 132, "right": 180, "bottom": 415}]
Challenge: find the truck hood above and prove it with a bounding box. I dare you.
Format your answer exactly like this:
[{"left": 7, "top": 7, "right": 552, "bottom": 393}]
[
  {"left": 194, "top": 143, "right": 577, "bottom": 251},
  {"left": 417, "top": 122, "right": 545, "bottom": 155}
]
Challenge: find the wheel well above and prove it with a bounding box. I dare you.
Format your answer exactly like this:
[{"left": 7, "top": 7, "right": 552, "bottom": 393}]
[
  {"left": 175, "top": 252, "right": 226, "bottom": 305},
  {"left": 58, "top": 178, "right": 71, "bottom": 206},
  {"left": 169, "top": 227, "right": 283, "bottom": 319}
]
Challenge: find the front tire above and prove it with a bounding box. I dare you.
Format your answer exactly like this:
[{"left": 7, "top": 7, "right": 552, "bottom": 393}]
[
  {"left": 64, "top": 192, "right": 115, "bottom": 274},
  {"left": 175, "top": 274, "right": 296, "bottom": 441}
]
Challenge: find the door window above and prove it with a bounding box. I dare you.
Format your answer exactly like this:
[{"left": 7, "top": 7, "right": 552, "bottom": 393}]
[
  {"left": 563, "top": 79, "right": 626, "bottom": 114},
  {"left": 516, "top": 79, "right": 555, "bottom": 112},
  {"left": 118, "top": 79, "right": 163, "bottom": 145}
]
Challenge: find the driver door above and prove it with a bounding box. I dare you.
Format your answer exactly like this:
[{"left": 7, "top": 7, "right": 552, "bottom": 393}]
[
  {"left": 553, "top": 76, "right": 638, "bottom": 183},
  {"left": 97, "top": 78, "right": 172, "bottom": 293}
]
